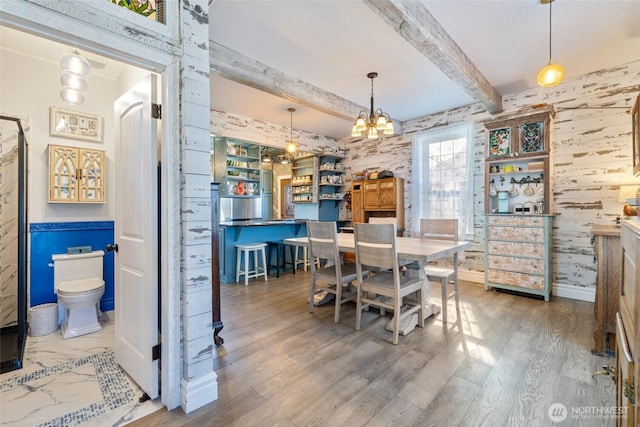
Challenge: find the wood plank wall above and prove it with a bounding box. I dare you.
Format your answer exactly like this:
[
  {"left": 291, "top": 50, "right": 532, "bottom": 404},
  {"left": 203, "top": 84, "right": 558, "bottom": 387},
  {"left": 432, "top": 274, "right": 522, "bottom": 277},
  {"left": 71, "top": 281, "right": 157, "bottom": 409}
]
[
  {"left": 209, "top": 60, "right": 640, "bottom": 296},
  {"left": 342, "top": 60, "right": 640, "bottom": 294}
]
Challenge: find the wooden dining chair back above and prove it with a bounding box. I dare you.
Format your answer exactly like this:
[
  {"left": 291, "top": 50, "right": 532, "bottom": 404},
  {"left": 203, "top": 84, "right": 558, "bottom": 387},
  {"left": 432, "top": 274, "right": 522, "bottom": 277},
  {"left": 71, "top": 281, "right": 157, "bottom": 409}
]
[
  {"left": 368, "top": 216, "right": 398, "bottom": 227},
  {"left": 419, "top": 218, "right": 458, "bottom": 241},
  {"left": 419, "top": 218, "right": 460, "bottom": 323},
  {"left": 354, "top": 223, "right": 424, "bottom": 344},
  {"left": 307, "top": 220, "right": 359, "bottom": 323}
]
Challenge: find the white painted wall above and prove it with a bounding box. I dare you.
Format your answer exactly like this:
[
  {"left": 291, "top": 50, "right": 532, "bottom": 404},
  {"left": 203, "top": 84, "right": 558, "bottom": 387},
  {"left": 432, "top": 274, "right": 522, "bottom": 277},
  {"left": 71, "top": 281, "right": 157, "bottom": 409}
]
[{"left": 0, "top": 48, "right": 118, "bottom": 222}]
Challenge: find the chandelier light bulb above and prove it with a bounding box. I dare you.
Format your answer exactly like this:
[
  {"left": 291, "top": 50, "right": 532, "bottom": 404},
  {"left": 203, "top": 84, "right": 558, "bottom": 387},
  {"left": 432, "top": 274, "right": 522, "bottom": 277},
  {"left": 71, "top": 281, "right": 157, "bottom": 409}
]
[{"left": 352, "top": 72, "right": 394, "bottom": 138}]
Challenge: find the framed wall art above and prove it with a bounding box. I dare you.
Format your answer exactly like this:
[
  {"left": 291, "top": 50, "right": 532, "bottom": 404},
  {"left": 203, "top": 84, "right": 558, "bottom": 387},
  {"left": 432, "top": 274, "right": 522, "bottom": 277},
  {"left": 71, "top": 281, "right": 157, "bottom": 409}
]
[
  {"left": 519, "top": 121, "right": 545, "bottom": 154},
  {"left": 488, "top": 127, "right": 511, "bottom": 157},
  {"left": 50, "top": 107, "right": 103, "bottom": 143}
]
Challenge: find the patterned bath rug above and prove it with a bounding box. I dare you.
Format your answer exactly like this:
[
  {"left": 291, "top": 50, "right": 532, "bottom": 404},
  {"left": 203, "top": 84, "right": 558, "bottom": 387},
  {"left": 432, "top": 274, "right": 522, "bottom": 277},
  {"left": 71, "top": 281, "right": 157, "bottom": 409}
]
[{"left": 0, "top": 349, "right": 134, "bottom": 426}]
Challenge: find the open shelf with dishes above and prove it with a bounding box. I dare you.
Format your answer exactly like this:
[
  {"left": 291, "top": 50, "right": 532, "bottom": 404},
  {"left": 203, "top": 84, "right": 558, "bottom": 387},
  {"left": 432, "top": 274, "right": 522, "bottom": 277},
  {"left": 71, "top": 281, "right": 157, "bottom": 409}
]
[
  {"left": 212, "top": 136, "right": 262, "bottom": 197},
  {"left": 485, "top": 156, "right": 550, "bottom": 214},
  {"left": 292, "top": 155, "right": 318, "bottom": 203},
  {"left": 317, "top": 153, "right": 345, "bottom": 203}
]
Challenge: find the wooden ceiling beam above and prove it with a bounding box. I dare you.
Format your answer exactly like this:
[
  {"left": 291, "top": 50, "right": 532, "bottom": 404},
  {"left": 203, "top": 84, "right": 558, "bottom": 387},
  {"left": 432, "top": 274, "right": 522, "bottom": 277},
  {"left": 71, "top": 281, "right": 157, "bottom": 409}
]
[
  {"left": 363, "top": 0, "right": 503, "bottom": 114},
  {"left": 209, "top": 41, "right": 365, "bottom": 123}
]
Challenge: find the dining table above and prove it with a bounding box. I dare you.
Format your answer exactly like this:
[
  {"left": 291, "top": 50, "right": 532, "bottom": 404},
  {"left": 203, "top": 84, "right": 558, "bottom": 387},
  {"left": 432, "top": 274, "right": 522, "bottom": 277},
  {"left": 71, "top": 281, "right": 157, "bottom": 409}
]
[{"left": 284, "top": 233, "right": 471, "bottom": 334}]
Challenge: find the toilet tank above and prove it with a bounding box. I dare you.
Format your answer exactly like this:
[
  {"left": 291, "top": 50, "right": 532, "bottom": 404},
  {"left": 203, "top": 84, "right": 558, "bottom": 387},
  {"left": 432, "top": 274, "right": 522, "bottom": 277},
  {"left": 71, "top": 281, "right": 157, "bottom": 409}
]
[{"left": 52, "top": 250, "right": 105, "bottom": 291}]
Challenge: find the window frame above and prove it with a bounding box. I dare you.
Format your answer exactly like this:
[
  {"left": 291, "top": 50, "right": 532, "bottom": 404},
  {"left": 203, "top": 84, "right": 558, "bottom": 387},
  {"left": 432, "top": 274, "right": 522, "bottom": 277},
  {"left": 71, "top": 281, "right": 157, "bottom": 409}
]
[{"left": 411, "top": 123, "right": 475, "bottom": 239}]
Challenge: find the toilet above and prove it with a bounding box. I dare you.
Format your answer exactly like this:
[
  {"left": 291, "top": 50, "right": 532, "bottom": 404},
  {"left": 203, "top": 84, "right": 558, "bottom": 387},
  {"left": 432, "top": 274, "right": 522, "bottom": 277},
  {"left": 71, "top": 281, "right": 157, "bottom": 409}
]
[{"left": 52, "top": 250, "right": 105, "bottom": 339}]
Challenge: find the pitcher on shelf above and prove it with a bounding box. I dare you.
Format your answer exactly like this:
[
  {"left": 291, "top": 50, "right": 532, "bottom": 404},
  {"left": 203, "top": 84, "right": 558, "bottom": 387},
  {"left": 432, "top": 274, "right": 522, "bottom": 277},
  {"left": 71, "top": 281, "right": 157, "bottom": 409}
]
[{"left": 236, "top": 181, "right": 245, "bottom": 195}]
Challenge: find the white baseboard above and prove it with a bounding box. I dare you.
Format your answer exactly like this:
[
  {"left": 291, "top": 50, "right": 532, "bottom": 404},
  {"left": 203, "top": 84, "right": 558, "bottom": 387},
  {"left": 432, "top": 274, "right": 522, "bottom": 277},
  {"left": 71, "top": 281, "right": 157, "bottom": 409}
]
[
  {"left": 459, "top": 270, "right": 484, "bottom": 283},
  {"left": 552, "top": 282, "right": 595, "bottom": 302},
  {"left": 181, "top": 371, "right": 218, "bottom": 414},
  {"left": 457, "top": 270, "right": 595, "bottom": 302}
]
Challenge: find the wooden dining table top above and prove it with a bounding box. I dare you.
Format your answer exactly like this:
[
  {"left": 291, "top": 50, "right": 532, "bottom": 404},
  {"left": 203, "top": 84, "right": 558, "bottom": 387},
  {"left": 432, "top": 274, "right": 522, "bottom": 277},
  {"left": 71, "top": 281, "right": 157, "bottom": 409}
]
[{"left": 284, "top": 233, "right": 470, "bottom": 264}]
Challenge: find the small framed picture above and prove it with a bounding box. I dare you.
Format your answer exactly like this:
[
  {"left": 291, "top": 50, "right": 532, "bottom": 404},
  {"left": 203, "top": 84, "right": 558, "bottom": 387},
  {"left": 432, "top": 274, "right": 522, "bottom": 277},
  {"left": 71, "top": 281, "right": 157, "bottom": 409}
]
[
  {"left": 519, "top": 121, "right": 545, "bottom": 154},
  {"left": 488, "top": 127, "right": 511, "bottom": 157},
  {"left": 50, "top": 107, "right": 103, "bottom": 143}
]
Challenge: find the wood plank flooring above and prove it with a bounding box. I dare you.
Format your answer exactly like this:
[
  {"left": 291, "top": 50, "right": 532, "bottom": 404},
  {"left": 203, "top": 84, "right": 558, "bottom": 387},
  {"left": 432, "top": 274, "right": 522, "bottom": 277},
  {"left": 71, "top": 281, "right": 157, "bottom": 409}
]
[{"left": 129, "top": 271, "right": 616, "bottom": 426}]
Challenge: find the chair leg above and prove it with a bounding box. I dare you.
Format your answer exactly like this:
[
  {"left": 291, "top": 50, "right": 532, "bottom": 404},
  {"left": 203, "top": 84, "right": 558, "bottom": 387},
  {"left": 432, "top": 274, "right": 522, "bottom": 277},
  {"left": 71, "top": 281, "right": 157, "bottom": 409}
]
[
  {"left": 441, "top": 277, "right": 447, "bottom": 323},
  {"left": 235, "top": 247, "right": 241, "bottom": 283},
  {"left": 276, "top": 246, "right": 282, "bottom": 278},
  {"left": 417, "top": 288, "right": 425, "bottom": 328},
  {"left": 253, "top": 248, "right": 258, "bottom": 277},
  {"left": 452, "top": 278, "right": 459, "bottom": 319},
  {"left": 244, "top": 249, "right": 250, "bottom": 286},
  {"left": 334, "top": 280, "right": 342, "bottom": 323},
  {"left": 261, "top": 247, "right": 268, "bottom": 282},
  {"left": 303, "top": 247, "right": 308, "bottom": 271},
  {"left": 392, "top": 299, "right": 400, "bottom": 345},
  {"left": 355, "top": 288, "right": 362, "bottom": 330},
  {"left": 309, "top": 278, "right": 316, "bottom": 313}
]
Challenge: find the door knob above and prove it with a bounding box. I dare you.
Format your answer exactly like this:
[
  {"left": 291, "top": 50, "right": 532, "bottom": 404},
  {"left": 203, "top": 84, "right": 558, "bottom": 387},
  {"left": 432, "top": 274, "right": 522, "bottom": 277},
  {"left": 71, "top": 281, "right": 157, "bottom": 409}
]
[{"left": 106, "top": 243, "right": 119, "bottom": 253}]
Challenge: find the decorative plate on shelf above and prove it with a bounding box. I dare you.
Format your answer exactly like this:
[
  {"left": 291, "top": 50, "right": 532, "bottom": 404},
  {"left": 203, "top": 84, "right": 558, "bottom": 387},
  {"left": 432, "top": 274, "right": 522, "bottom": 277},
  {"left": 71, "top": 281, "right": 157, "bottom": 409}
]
[
  {"left": 489, "top": 127, "right": 510, "bottom": 157},
  {"left": 519, "top": 122, "right": 544, "bottom": 153}
]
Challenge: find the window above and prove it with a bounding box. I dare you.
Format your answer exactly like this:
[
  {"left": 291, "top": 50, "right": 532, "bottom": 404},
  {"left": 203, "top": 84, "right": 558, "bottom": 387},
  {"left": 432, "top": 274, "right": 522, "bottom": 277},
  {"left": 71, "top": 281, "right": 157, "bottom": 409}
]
[{"left": 411, "top": 123, "right": 474, "bottom": 238}]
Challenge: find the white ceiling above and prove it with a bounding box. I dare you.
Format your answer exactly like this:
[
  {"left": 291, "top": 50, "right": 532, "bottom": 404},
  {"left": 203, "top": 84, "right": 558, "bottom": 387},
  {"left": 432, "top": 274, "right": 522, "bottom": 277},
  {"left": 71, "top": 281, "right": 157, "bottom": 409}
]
[
  {"left": 209, "top": 0, "right": 640, "bottom": 139},
  {"left": 2, "top": 1, "right": 639, "bottom": 140}
]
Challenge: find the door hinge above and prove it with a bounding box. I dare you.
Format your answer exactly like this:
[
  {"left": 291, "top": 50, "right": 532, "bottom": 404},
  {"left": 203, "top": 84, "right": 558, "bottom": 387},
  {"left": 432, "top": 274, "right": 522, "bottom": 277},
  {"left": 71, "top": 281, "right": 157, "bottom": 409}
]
[
  {"left": 152, "top": 344, "right": 161, "bottom": 361},
  {"left": 152, "top": 103, "right": 161, "bottom": 119},
  {"left": 624, "top": 380, "right": 635, "bottom": 405}
]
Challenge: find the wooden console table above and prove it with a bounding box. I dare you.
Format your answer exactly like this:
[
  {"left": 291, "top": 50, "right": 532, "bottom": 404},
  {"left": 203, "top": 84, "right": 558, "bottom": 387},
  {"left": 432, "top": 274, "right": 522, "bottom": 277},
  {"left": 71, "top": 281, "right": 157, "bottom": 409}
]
[{"left": 590, "top": 224, "right": 621, "bottom": 356}]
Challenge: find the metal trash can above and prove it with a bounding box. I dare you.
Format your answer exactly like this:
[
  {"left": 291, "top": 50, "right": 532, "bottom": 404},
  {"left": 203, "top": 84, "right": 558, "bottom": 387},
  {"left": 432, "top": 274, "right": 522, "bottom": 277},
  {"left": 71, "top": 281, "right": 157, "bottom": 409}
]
[{"left": 28, "top": 303, "right": 58, "bottom": 336}]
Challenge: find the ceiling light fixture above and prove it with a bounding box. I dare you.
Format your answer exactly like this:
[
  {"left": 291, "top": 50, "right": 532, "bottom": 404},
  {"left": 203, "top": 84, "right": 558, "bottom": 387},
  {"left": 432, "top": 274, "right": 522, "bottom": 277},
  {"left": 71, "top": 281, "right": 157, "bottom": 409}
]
[
  {"left": 537, "top": 0, "right": 565, "bottom": 88},
  {"left": 351, "top": 72, "right": 394, "bottom": 139},
  {"left": 261, "top": 147, "right": 272, "bottom": 163},
  {"left": 286, "top": 107, "right": 297, "bottom": 154},
  {"left": 59, "top": 50, "right": 90, "bottom": 105}
]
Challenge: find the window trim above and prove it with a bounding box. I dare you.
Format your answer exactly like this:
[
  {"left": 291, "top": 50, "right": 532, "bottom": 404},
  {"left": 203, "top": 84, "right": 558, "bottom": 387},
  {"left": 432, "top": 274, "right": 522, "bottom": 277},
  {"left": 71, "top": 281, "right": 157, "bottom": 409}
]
[{"left": 411, "top": 123, "right": 475, "bottom": 239}]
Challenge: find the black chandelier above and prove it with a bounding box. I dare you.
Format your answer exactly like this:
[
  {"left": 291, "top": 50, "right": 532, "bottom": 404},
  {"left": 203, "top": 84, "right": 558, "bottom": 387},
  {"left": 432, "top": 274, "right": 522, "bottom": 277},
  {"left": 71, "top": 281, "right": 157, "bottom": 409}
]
[{"left": 351, "top": 72, "right": 394, "bottom": 138}]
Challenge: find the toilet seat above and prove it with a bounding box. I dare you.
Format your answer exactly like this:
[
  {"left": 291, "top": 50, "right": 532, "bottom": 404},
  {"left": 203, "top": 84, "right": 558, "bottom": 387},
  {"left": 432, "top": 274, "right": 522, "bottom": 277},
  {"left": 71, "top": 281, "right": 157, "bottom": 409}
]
[{"left": 57, "top": 277, "right": 105, "bottom": 296}]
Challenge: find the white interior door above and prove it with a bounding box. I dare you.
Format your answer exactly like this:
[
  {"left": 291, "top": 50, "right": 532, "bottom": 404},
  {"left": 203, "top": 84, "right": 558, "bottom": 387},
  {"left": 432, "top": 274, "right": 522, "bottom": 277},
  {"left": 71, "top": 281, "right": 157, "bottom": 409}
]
[{"left": 113, "top": 74, "right": 159, "bottom": 399}]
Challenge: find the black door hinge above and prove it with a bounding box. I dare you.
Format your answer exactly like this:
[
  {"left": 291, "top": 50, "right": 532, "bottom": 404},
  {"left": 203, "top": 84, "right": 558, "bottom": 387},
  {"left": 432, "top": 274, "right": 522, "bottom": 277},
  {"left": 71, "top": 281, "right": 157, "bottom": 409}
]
[
  {"left": 152, "top": 344, "right": 161, "bottom": 361},
  {"left": 152, "top": 103, "right": 161, "bottom": 119}
]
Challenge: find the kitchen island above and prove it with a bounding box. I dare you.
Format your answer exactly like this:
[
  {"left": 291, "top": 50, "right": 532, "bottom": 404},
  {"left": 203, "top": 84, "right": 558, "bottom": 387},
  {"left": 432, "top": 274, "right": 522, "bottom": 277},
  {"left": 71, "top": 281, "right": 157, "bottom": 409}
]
[{"left": 219, "top": 219, "right": 308, "bottom": 283}]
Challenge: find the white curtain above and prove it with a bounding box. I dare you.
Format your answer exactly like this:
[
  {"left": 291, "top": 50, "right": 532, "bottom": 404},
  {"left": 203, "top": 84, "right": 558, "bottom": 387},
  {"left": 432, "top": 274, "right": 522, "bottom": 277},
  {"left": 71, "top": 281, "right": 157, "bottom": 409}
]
[{"left": 411, "top": 123, "right": 475, "bottom": 239}]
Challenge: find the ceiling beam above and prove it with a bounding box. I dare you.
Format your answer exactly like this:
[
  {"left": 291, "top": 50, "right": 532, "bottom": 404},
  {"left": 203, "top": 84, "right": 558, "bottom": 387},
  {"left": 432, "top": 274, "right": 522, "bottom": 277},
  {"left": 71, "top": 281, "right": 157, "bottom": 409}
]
[
  {"left": 363, "top": 0, "right": 503, "bottom": 114},
  {"left": 209, "top": 41, "right": 365, "bottom": 122}
]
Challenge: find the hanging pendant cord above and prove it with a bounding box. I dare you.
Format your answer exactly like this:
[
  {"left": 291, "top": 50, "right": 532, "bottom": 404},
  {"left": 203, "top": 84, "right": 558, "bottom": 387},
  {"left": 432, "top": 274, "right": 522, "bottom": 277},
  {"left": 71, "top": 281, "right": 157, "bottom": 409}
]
[
  {"left": 548, "top": 1, "right": 553, "bottom": 64},
  {"left": 369, "top": 77, "right": 375, "bottom": 121}
]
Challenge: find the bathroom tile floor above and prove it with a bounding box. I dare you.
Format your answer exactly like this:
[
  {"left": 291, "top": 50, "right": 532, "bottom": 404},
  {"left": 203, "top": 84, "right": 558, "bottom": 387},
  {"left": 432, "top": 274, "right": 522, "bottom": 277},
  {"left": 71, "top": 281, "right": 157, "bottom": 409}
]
[{"left": 0, "top": 311, "right": 163, "bottom": 426}]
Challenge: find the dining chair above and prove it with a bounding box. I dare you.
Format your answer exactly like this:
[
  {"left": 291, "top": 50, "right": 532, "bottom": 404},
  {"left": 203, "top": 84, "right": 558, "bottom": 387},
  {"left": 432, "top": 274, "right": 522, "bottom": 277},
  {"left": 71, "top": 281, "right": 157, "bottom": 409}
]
[
  {"left": 419, "top": 218, "right": 460, "bottom": 323},
  {"left": 368, "top": 216, "right": 398, "bottom": 226},
  {"left": 354, "top": 223, "right": 424, "bottom": 345},
  {"left": 307, "top": 220, "right": 362, "bottom": 323}
]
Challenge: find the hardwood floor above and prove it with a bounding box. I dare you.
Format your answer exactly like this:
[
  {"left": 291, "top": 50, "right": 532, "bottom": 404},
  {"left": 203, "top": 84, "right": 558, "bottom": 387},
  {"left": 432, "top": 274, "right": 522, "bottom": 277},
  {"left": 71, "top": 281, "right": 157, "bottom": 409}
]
[{"left": 130, "top": 271, "right": 616, "bottom": 426}]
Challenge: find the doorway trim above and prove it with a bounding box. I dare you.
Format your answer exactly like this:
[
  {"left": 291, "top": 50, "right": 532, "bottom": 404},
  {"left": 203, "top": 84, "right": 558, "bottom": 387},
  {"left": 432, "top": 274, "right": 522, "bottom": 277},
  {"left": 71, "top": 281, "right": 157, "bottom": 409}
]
[{"left": 0, "top": 3, "right": 182, "bottom": 410}]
